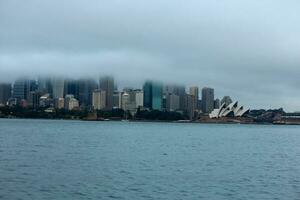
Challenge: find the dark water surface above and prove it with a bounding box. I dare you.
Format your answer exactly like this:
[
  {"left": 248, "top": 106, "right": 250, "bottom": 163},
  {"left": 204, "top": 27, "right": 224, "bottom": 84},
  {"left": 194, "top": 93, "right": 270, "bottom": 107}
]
[{"left": 0, "top": 119, "right": 300, "bottom": 199}]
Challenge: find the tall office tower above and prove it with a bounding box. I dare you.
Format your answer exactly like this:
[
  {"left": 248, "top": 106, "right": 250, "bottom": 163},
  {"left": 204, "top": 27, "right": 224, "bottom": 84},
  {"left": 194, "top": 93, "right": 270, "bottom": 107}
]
[
  {"left": 189, "top": 86, "right": 199, "bottom": 110},
  {"left": 221, "top": 96, "right": 232, "bottom": 106},
  {"left": 26, "top": 80, "right": 38, "bottom": 103},
  {"left": 198, "top": 100, "right": 202, "bottom": 111},
  {"left": 0, "top": 83, "right": 12, "bottom": 105},
  {"left": 177, "top": 86, "right": 187, "bottom": 111},
  {"left": 201, "top": 87, "right": 214, "bottom": 113},
  {"left": 78, "top": 79, "right": 97, "bottom": 108},
  {"left": 143, "top": 81, "right": 152, "bottom": 109},
  {"left": 185, "top": 94, "right": 194, "bottom": 119},
  {"left": 152, "top": 82, "right": 163, "bottom": 111},
  {"left": 214, "top": 98, "right": 220, "bottom": 109},
  {"left": 38, "top": 77, "right": 52, "bottom": 94},
  {"left": 164, "top": 84, "right": 186, "bottom": 111},
  {"left": 122, "top": 88, "right": 138, "bottom": 113},
  {"left": 113, "top": 92, "right": 122, "bottom": 108},
  {"left": 99, "top": 76, "right": 114, "bottom": 110},
  {"left": 13, "top": 79, "right": 30, "bottom": 100},
  {"left": 135, "top": 90, "right": 144, "bottom": 108},
  {"left": 92, "top": 89, "right": 106, "bottom": 110},
  {"left": 166, "top": 94, "right": 179, "bottom": 111},
  {"left": 121, "top": 92, "right": 130, "bottom": 111},
  {"left": 64, "top": 79, "right": 79, "bottom": 99},
  {"left": 51, "top": 78, "right": 64, "bottom": 99},
  {"left": 123, "top": 88, "right": 136, "bottom": 103}
]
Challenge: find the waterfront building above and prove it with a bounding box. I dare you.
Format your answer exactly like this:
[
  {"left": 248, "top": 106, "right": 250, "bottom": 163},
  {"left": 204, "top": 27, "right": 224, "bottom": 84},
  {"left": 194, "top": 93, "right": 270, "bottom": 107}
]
[
  {"left": 166, "top": 94, "right": 180, "bottom": 111},
  {"left": 189, "top": 86, "right": 199, "bottom": 110},
  {"left": 38, "top": 77, "right": 52, "bottom": 94},
  {"left": 113, "top": 92, "right": 122, "bottom": 108},
  {"left": 143, "top": 81, "right": 152, "bottom": 109},
  {"left": 13, "top": 79, "right": 30, "bottom": 100},
  {"left": 123, "top": 88, "right": 136, "bottom": 103},
  {"left": 28, "top": 91, "right": 41, "bottom": 109},
  {"left": 39, "top": 94, "right": 51, "bottom": 108},
  {"left": 214, "top": 98, "right": 220, "bottom": 109},
  {"left": 201, "top": 87, "right": 214, "bottom": 113},
  {"left": 152, "top": 82, "right": 163, "bottom": 111},
  {"left": 64, "top": 79, "right": 79, "bottom": 99},
  {"left": 135, "top": 90, "right": 144, "bottom": 108},
  {"left": 121, "top": 92, "right": 130, "bottom": 111},
  {"left": 92, "top": 89, "right": 106, "bottom": 110},
  {"left": 7, "top": 98, "right": 17, "bottom": 107},
  {"left": 177, "top": 86, "right": 187, "bottom": 112},
  {"left": 165, "top": 84, "right": 186, "bottom": 111},
  {"left": 0, "top": 83, "right": 11, "bottom": 106},
  {"left": 209, "top": 101, "right": 249, "bottom": 118},
  {"left": 51, "top": 78, "right": 64, "bottom": 99},
  {"left": 55, "top": 98, "right": 65, "bottom": 109},
  {"left": 185, "top": 94, "right": 195, "bottom": 119},
  {"left": 198, "top": 100, "right": 202, "bottom": 112},
  {"left": 121, "top": 92, "right": 137, "bottom": 114},
  {"left": 65, "top": 95, "right": 79, "bottom": 110},
  {"left": 78, "top": 79, "right": 97, "bottom": 108},
  {"left": 143, "top": 81, "right": 163, "bottom": 111},
  {"left": 99, "top": 76, "right": 114, "bottom": 110}
]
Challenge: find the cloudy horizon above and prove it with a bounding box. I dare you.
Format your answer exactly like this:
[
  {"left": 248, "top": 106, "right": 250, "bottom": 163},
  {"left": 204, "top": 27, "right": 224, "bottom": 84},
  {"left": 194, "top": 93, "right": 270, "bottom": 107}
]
[{"left": 0, "top": 0, "right": 300, "bottom": 111}]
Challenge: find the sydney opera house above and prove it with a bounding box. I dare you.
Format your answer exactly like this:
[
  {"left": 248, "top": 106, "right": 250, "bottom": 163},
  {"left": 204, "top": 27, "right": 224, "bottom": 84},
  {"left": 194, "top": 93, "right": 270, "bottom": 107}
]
[{"left": 209, "top": 101, "right": 250, "bottom": 118}]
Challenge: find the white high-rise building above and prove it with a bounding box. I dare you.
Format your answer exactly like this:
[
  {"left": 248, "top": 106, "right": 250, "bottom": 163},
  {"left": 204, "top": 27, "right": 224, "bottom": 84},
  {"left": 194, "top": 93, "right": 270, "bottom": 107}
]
[
  {"left": 135, "top": 90, "right": 144, "bottom": 108},
  {"left": 92, "top": 89, "right": 106, "bottom": 110},
  {"left": 121, "top": 92, "right": 130, "bottom": 111}
]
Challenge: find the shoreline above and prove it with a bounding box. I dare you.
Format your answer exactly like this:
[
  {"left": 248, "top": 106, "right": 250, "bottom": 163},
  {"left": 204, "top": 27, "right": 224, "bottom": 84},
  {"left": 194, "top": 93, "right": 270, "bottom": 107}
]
[{"left": 1, "top": 116, "right": 300, "bottom": 126}]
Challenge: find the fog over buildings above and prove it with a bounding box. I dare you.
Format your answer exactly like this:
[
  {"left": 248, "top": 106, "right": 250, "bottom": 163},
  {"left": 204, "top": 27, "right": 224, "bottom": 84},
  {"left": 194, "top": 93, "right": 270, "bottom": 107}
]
[{"left": 0, "top": 0, "right": 300, "bottom": 111}]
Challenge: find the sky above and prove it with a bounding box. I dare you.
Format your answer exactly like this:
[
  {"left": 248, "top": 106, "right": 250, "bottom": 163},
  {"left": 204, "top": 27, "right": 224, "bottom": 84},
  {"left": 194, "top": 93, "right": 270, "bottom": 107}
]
[{"left": 0, "top": 0, "right": 300, "bottom": 111}]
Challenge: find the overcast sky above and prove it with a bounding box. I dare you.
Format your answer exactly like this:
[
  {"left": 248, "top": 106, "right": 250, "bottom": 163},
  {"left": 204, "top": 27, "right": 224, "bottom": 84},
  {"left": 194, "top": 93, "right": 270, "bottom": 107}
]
[{"left": 0, "top": 0, "right": 299, "bottom": 111}]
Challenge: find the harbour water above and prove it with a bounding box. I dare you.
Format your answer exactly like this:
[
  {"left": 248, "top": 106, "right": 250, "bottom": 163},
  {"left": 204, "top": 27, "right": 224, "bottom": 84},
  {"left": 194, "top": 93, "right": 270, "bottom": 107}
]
[{"left": 0, "top": 119, "right": 300, "bottom": 199}]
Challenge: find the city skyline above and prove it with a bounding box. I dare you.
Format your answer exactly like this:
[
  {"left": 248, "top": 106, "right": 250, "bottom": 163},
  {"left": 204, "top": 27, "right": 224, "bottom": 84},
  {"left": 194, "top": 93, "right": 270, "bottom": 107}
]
[
  {"left": 0, "top": 75, "right": 298, "bottom": 112},
  {"left": 1, "top": 0, "right": 300, "bottom": 111}
]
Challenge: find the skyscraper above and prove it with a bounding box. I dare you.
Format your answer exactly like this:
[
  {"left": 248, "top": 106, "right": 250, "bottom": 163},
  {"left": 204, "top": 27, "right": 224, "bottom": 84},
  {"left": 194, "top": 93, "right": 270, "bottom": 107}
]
[
  {"left": 78, "top": 79, "right": 97, "bottom": 107},
  {"left": 166, "top": 94, "right": 179, "bottom": 111},
  {"left": 214, "top": 98, "right": 220, "bottom": 109},
  {"left": 38, "top": 77, "right": 52, "bottom": 95},
  {"left": 185, "top": 94, "right": 194, "bottom": 119},
  {"left": 92, "top": 89, "right": 106, "bottom": 110},
  {"left": 201, "top": 87, "right": 214, "bottom": 113},
  {"left": 135, "top": 90, "right": 144, "bottom": 108},
  {"left": 99, "top": 76, "right": 114, "bottom": 110},
  {"left": 0, "top": 83, "right": 11, "bottom": 105},
  {"left": 152, "top": 82, "right": 163, "bottom": 111},
  {"left": 64, "top": 79, "right": 79, "bottom": 99},
  {"left": 143, "top": 81, "right": 163, "bottom": 110},
  {"left": 177, "top": 86, "right": 187, "bottom": 111},
  {"left": 189, "top": 86, "right": 199, "bottom": 110},
  {"left": 143, "top": 81, "right": 152, "bottom": 109},
  {"left": 164, "top": 84, "right": 186, "bottom": 111},
  {"left": 13, "top": 79, "right": 30, "bottom": 100},
  {"left": 51, "top": 78, "right": 64, "bottom": 99},
  {"left": 113, "top": 92, "right": 122, "bottom": 108}
]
